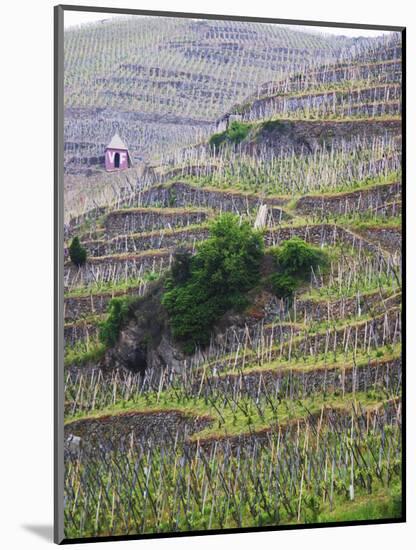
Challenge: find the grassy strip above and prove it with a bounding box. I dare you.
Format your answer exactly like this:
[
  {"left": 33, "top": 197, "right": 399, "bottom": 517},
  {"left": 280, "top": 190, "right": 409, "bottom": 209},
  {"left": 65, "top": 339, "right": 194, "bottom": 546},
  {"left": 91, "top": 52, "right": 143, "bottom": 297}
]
[
  {"left": 64, "top": 313, "right": 105, "bottom": 328},
  {"left": 347, "top": 216, "right": 402, "bottom": 230},
  {"left": 315, "top": 487, "right": 401, "bottom": 523},
  {"left": 216, "top": 343, "right": 401, "bottom": 378},
  {"left": 65, "top": 389, "right": 396, "bottom": 442},
  {"left": 295, "top": 172, "right": 400, "bottom": 199},
  {"left": 78, "top": 248, "right": 171, "bottom": 264},
  {"left": 181, "top": 167, "right": 400, "bottom": 198},
  {"left": 107, "top": 206, "right": 211, "bottom": 215},
  {"left": 65, "top": 279, "right": 144, "bottom": 299},
  {"left": 64, "top": 339, "right": 105, "bottom": 367}
]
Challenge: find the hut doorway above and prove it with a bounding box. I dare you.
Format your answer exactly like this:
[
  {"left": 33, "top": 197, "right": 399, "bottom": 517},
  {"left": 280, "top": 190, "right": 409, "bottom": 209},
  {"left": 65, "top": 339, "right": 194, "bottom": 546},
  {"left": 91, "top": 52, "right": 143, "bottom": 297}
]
[{"left": 114, "top": 152, "right": 120, "bottom": 168}]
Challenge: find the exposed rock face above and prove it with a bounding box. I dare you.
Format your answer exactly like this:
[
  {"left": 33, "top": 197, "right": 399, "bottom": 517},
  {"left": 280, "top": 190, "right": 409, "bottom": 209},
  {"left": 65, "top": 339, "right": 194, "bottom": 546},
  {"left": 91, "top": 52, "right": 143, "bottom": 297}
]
[{"left": 104, "top": 279, "right": 186, "bottom": 377}]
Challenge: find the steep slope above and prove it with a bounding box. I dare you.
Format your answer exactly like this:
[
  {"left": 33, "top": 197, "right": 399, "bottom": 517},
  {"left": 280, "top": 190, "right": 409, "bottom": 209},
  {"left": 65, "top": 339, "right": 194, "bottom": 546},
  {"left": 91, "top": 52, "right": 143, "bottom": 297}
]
[{"left": 64, "top": 17, "right": 362, "bottom": 173}]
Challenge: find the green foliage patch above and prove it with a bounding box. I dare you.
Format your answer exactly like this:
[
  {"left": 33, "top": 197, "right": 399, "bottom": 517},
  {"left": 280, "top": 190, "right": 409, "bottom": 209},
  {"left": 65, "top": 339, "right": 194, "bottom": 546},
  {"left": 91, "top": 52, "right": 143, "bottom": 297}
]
[
  {"left": 99, "top": 295, "right": 137, "bottom": 347},
  {"left": 267, "top": 237, "right": 329, "bottom": 298},
  {"left": 68, "top": 236, "right": 87, "bottom": 267},
  {"left": 209, "top": 121, "right": 252, "bottom": 149},
  {"left": 162, "top": 213, "right": 264, "bottom": 352}
]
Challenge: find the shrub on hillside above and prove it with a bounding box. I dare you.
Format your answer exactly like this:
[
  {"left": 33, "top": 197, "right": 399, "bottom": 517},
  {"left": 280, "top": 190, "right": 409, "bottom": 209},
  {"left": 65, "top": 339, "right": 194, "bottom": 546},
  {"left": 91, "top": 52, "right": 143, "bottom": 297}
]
[
  {"left": 268, "top": 273, "right": 298, "bottom": 298},
  {"left": 171, "top": 248, "right": 192, "bottom": 285},
  {"left": 68, "top": 236, "right": 87, "bottom": 267},
  {"left": 162, "top": 213, "right": 264, "bottom": 352},
  {"left": 209, "top": 121, "right": 252, "bottom": 149},
  {"left": 99, "top": 296, "right": 134, "bottom": 347},
  {"left": 267, "top": 237, "right": 328, "bottom": 298},
  {"left": 275, "top": 237, "right": 328, "bottom": 279}
]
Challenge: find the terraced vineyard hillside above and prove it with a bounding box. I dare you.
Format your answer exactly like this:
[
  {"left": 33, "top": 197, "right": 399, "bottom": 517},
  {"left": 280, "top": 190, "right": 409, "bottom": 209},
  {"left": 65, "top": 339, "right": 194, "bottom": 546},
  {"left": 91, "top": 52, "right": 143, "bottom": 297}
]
[
  {"left": 62, "top": 19, "right": 403, "bottom": 541},
  {"left": 64, "top": 16, "right": 376, "bottom": 175}
]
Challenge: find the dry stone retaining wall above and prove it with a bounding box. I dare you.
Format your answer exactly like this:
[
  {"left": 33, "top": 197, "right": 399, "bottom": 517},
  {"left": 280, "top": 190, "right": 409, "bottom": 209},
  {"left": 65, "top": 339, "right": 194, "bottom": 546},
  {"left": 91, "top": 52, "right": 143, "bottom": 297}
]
[
  {"left": 64, "top": 321, "right": 100, "bottom": 346},
  {"left": 212, "top": 357, "right": 401, "bottom": 400},
  {"left": 83, "top": 227, "right": 209, "bottom": 257},
  {"left": 104, "top": 208, "right": 209, "bottom": 236},
  {"left": 65, "top": 410, "right": 212, "bottom": 454},
  {"left": 295, "top": 182, "right": 401, "bottom": 217},
  {"left": 355, "top": 227, "right": 402, "bottom": 254},
  {"left": 293, "top": 291, "right": 401, "bottom": 324},
  {"left": 64, "top": 287, "right": 143, "bottom": 321},
  {"left": 242, "top": 85, "right": 401, "bottom": 121},
  {"left": 193, "top": 400, "right": 399, "bottom": 453},
  {"left": 64, "top": 251, "right": 171, "bottom": 288},
  {"left": 266, "top": 223, "right": 382, "bottom": 255},
  {"left": 139, "top": 181, "right": 289, "bottom": 214}
]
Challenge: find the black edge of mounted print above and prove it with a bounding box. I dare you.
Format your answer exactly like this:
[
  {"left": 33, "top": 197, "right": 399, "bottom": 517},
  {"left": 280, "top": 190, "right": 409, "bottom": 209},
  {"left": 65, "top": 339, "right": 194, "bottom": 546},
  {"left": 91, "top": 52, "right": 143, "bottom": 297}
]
[{"left": 54, "top": 4, "right": 65, "bottom": 545}]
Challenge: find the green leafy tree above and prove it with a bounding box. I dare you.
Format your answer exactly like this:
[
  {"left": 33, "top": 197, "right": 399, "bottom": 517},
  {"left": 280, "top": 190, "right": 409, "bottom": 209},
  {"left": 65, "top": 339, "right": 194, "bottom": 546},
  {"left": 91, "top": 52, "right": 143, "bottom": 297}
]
[
  {"left": 162, "top": 214, "right": 264, "bottom": 352},
  {"left": 275, "top": 237, "right": 328, "bottom": 278},
  {"left": 267, "top": 237, "right": 328, "bottom": 298},
  {"left": 268, "top": 273, "right": 298, "bottom": 298},
  {"left": 68, "top": 236, "right": 87, "bottom": 267},
  {"left": 170, "top": 248, "right": 192, "bottom": 285}
]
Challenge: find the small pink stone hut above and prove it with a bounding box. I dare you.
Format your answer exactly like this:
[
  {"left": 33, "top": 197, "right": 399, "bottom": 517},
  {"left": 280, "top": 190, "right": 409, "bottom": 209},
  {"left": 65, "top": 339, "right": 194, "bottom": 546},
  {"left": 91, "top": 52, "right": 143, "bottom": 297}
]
[{"left": 105, "top": 133, "right": 132, "bottom": 172}]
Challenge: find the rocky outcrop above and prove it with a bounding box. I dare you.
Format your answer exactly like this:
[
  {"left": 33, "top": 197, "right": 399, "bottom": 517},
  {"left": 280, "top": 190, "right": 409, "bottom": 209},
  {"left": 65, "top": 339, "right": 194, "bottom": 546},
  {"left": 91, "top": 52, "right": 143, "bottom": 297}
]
[{"left": 104, "top": 279, "right": 186, "bottom": 377}]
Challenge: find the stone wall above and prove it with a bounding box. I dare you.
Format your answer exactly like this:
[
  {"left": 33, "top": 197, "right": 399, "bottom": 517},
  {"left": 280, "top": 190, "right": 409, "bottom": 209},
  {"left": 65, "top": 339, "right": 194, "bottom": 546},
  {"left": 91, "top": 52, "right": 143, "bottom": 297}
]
[
  {"left": 245, "top": 119, "right": 401, "bottom": 156},
  {"left": 104, "top": 207, "right": 209, "bottom": 236},
  {"left": 355, "top": 227, "right": 402, "bottom": 254},
  {"left": 64, "top": 251, "right": 172, "bottom": 288},
  {"left": 193, "top": 399, "right": 400, "bottom": 453},
  {"left": 243, "top": 84, "right": 401, "bottom": 121},
  {"left": 64, "top": 287, "right": 143, "bottom": 321},
  {"left": 83, "top": 227, "right": 209, "bottom": 257},
  {"left": 256, "top": 60, "right": 401, "bottom": 98},
  {"left": 65, "top": 410, "right": 212, "bottom": 454},
  {"left": 139, "top": 181, "right": 289, "bottom": 214},
  {"left": 210, "top": 307, "right": 401, "bottom": 372},
  {"left": 266, "top": 223, "right": 382, "bottom": 255},
  {"left": 293, "top": 291, "right": 401, "bottom": 324},
  {"left": 64, "top": 320, "right": 99, "bottom": 346},
  {"left": 212, "top": 357, "right": 401, "bottom": 400},
  {"left": 295, "top": 182, "right": 401, "bottom": 217}
]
